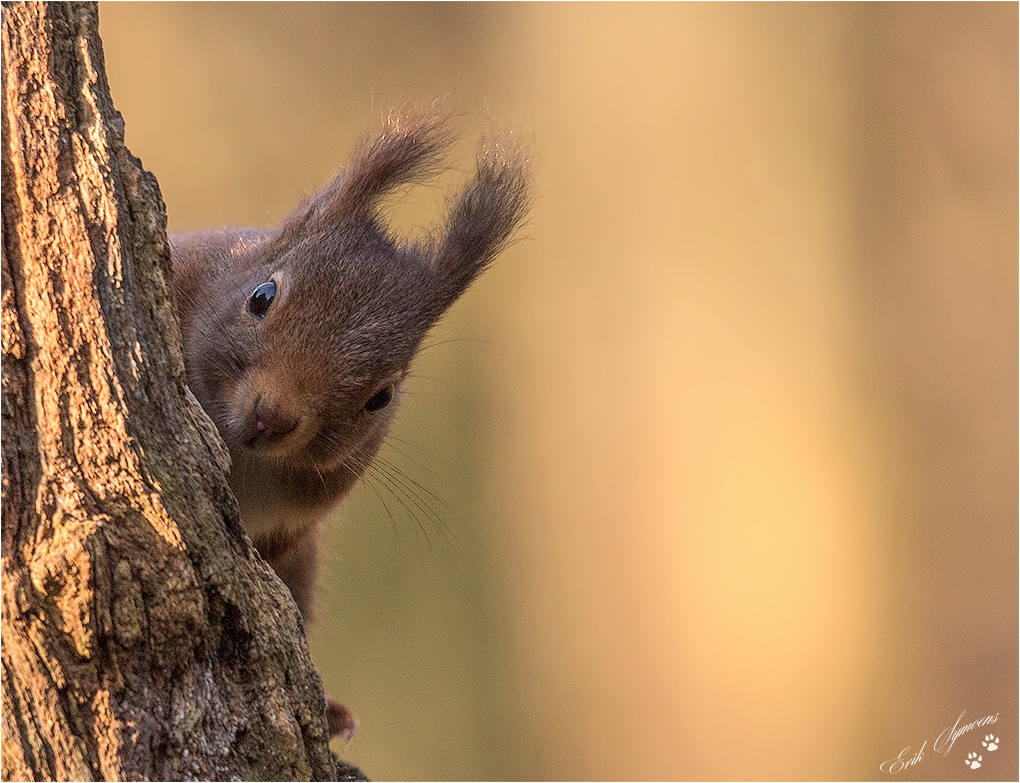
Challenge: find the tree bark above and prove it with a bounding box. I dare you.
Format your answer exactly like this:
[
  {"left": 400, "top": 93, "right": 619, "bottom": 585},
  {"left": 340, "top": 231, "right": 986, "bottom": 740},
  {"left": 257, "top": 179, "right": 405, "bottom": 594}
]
[{"left": 1, "top": 3, "right": 342, "bottom": 779}]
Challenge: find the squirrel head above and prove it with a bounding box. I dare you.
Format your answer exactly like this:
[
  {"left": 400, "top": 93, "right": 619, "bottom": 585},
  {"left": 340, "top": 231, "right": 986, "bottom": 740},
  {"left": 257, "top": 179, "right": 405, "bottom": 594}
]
[{"left": 174, "top": 109, "right": 531, "bottom": 476}]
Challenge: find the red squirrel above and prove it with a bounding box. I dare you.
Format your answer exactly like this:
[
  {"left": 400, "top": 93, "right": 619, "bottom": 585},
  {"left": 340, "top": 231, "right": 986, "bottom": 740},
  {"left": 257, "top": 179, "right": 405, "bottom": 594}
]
[{"left": 170, "top": 109, "right": 530, "bottom": 738}]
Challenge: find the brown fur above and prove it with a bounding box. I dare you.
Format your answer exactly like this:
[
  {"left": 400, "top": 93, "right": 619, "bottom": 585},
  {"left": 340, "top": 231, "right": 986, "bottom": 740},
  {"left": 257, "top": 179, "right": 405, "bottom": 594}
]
[{"left": 170, "top": 108, "right": 530, "bottom": 737}]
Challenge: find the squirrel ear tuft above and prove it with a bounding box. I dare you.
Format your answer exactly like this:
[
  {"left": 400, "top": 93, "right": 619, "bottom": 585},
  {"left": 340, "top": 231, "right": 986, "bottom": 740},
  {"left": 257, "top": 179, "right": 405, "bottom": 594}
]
[
  {"left": 426, "top": 132, "right": 532, "bottom": 312},
  {"left": 270, "top": 107, "right": 455, "bottom": 249},
  {"left": 327, "top": 107, "right": 456, "bottom": 222},
  {"left": 266, "top": 110, "right": 531, "bottom": 314}
]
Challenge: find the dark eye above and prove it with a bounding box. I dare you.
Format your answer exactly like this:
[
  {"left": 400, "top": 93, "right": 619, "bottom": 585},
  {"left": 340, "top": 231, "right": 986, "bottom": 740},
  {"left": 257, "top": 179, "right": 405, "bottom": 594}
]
[
  {"left": 364, "top": 384, "right": 394, "bottom": 414},
  {"left": 246, "top": 281, "right": 276, "bottom": 319}
]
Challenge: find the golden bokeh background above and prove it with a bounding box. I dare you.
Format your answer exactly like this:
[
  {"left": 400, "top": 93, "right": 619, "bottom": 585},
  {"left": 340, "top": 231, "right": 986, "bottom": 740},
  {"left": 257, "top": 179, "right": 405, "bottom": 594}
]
[{"left": 99, "top": 3, "right": 1016, "bottom": 780}]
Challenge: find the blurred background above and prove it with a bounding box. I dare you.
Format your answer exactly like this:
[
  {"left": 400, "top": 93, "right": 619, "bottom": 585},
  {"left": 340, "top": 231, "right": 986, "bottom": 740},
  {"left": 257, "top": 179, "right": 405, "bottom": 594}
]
[{"left": 99, "top": 3, "right": 1016, "bottom": 780}]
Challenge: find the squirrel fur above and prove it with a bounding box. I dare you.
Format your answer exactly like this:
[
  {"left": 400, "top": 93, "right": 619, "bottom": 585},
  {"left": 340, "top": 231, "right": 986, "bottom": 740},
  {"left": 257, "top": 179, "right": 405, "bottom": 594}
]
[{"left": 169, "top": 109, "right": 530, "bottom": 736}]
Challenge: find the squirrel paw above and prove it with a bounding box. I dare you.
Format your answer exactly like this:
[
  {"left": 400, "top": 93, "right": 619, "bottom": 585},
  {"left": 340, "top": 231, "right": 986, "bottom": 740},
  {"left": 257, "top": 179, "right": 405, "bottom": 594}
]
[{"left": 326, "top": 698, "right": 359, "bottom": 743}]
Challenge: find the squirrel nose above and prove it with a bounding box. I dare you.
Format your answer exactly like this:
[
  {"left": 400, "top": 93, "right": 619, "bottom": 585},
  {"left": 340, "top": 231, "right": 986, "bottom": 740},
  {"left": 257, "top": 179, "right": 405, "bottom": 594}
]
[{"left": 249, "top": 398, "right": 298, "bottom": 445}]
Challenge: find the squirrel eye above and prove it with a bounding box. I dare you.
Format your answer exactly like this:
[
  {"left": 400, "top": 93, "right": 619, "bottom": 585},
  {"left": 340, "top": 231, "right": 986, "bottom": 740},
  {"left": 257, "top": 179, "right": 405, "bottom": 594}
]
[
  {"left": 364, "top": 384, "right": 394, "bottom": 414},
  {"left": 247, "top": 281, "right": 276, "bottom": 319}
]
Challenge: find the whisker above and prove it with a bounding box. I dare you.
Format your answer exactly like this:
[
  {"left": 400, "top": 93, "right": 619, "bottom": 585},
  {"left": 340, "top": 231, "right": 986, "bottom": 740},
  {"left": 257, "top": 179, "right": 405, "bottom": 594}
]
[
  {"left": 384, "top": 434, "right": 457, "bottom": 473},
  {"left": 379, "top": 438, "right": 444, "bottom": 478},
  {"left": 374, "top": 454, "right": 463, "bottom": 523},
  {"left": 368, "top": 456, "right": 464, "bottom": 554},
  {"left": 356, "top": 468, "right": 403, "bottom": 547},
  {"left": 303, "top": 445, "right": 331, "bottom": 494},
  {"left": 365, "top": 463, "right": 433, "bottom": 551},
  {"left": 416, "top": 336, "right": 500, "bottom": 355},
  {"left": 403, "top": 372, "right": 452, "bottom": 390}
]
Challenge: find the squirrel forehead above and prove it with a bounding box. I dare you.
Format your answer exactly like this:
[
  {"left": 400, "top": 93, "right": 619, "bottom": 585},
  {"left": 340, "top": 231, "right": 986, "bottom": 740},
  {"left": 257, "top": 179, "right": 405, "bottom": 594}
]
[
  {"left": 278, "top": 244, "right": 435, "bottom": 316},
  {"left": 274, "top": 224, "right": 425, "bottom": 283}
]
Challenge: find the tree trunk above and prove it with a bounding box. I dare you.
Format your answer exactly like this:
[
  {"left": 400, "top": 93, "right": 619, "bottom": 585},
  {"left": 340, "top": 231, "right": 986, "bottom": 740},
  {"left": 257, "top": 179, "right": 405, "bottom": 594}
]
[{"left": 1, "top": 3, "right": 342, "bottom": 779}]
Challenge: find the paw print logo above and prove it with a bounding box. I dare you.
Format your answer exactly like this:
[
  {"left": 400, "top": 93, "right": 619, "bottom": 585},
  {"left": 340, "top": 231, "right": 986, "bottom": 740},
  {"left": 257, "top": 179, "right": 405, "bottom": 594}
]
[
  {"left": 982, "top": 734, "right": 999, "bottom": 751},
  {"left": 964, "top": 751, "right": 982, "bottom": 769}
]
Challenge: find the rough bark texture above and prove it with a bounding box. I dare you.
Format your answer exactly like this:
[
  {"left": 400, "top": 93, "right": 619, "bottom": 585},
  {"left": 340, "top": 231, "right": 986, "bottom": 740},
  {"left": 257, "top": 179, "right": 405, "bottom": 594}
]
[{"left": 1, "top": 3, "right": 340, "bottom": 779}]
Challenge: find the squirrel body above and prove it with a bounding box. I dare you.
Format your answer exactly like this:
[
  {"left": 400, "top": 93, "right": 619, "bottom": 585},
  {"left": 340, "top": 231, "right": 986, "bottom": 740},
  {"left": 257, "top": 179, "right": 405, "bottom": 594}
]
[{"left": 170, "top": 110, "right": 530, "bottom": 625}]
